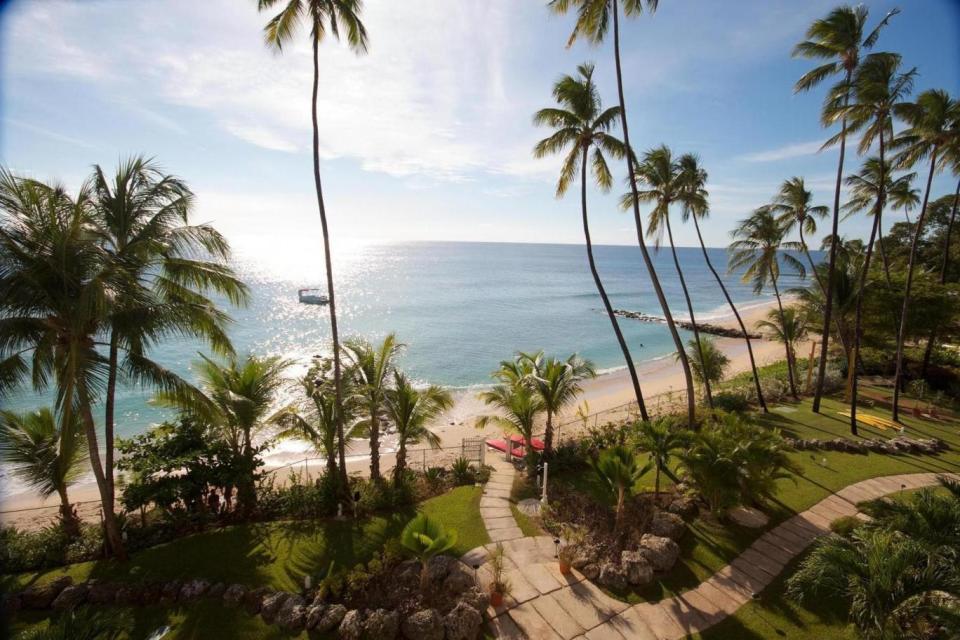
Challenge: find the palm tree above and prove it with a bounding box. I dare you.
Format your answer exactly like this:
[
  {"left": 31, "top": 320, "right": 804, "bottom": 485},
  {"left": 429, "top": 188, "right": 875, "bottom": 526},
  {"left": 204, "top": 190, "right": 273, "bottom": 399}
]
[
  {"left": 677, "top": 337, "right": 729, "bottom": 401},
  {"left": 257, "top": 0, "right": 368, "bottom": 489},
  {"left": 756, "top": 307, "right": 809, "bottom": 390},
  {"left": 627, "top": 145, "right": 714, "bottom": 409},
  {"left": 385, "top": 372, "right": 452, "bottom": 485},
  {"left": 519, "top": 350, "right": 595, "bottom": 455},
  {"left": 677, "top": 154, "right": 769, "bottom": 412},
  {"left": 794, "top": 4, "right": 899, "bottom": 413},
  {"left": 476, "top": 380, "right": 545, "bottom": 475},
  {"left": 342, "top": 333, "right": 403, "bottom": 482},
  {"left": 632, "top": 418, "right": 686, "bottom": 500},
  {"left": 157, "top": 354, "right": 290, "bottom": 516},
  {"left": 591, "top": 445, "right": 650, "bottom": 531},
  {"left": 91, "top": 156, "right": 247, "bottom": 510},
  {"left": 0, "top": 408, "right": 87, "bottom": 536},
  {"left": 891, "top": 89, "right": 960, "bottom": 421},
  {"left": 548, "top": 0, "right": 697, "bottom": 428},
  {"left": 400, "top": 513, "right": 458, "bottom": 592},
  {"left": 729, "top": 208, "right": 805, "bottom": 398},
  {"left": 0, "top": 171, "right": 129, "bottom": 558},
  {"left": 533, "top": 63, "right": 648, "bottom": 420},
  {"left": 766, "top": 178, "right": 829, "bottom": 293}
]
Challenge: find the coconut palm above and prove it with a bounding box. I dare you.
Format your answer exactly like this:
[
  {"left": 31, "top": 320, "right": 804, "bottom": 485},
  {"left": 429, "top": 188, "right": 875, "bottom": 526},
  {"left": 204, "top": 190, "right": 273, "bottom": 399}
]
[
  {"left": 400, "top": 513, "right": 458, "bottom": 592},
  {"left": 890, "top": 89, "right": 960, "bottom": 421},
  {"left": 729, "top": 208, "right": 805, "bottom": 398},
  {"left": 794, "top": 4, "right": 899, "bottom": 413},
  {"left": 385, "top": 372, "right": 452, "bottom": 485},
  {"left": 632, "top": 417, "right": 686, "bottom": 500},
  {"left": 256, "top": 0, "right": 368, "bottom": 489},
  {"left": 548, "top": 0, "right": 697, "bottom": 428},
  {"left": 476, "top": 380, "right": 544, "bottom": 475},
  {"left": 532, "top": 63, "right": 649, "bottom": 421},
  {"left": 342, "top": 333, "right": 403, "bottom": 482},
  {"left": 518, "top": 351, "right": 595, "bottom": 455},
  {"left": 677, "top": 154, "right": 769, "bottom": 412},
  {"left": 0, "top": 408, "right": 87, "bottom": 536},
  {"left": 91, "top": 156, "right": 247, "bottom": 510},
  {"left": 591, "top": 445, "right": 650, "bottom": 531},
  {"left": 766, "top": 178, "right": 829, "bottom": 292},
  {"left": 626, "top": 145, "right": 715, "bottom": 409},
  {"left": 677, "top": 337, "right": 729, "bottom": 401},
  {"left": 156, "top": 354, "right": 290, "bottom": 516},
  {"left": 0, "top": 171, "right": 129, "bottom": 558},
  {"left": 756, "top": 307, "right": 809, "bottom": 391}
]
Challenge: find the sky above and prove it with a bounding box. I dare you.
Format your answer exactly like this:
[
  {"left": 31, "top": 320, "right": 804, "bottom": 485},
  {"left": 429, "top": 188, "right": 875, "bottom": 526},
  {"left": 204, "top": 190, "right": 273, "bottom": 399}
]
[{"left": 1, "top": 0, "right": 959, "bottom": 268}]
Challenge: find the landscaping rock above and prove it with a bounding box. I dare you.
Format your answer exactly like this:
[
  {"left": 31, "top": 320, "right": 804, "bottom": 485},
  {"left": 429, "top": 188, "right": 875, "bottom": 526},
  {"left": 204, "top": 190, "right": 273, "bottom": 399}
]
[
  {"left": 570, "top": 544, "right": 600, "bottom": 570},
  {"left": 51, "top": 585, "right": 88, "bottom": 610},
  {"left": 223, "top": 583, "right": 247, "bottom": 606},
  {"left": 667, "top": 495, "right": 698, "bottom": 520},
  {"left": 649, "top": 511, "right": 686, "bottom": 540},
  {"left": 316, "top": 603, "right": 347, "bottom": 633},
  {"left": 444, "top": 601, "right": 483, "bottom": 640},
  {"left": 402, "top": 608, "right": 444, "bottom": 640},
  {"left": 88, "top": 581, "right": 119, "bottom": 605},
  {"left": 179, "top": 578, "right": 210, "bottom": 601},
  {"left": 276, "top": 596, "right": 307, "bottom": 633},
  {"left": 207, "top": 582, "right": 226, "bottom": 599},
  {"left": 620, "top": 550, "right": 654, "bottom": 586},
  {"left": 115, "top": 584, "right": 144, "bottom": 606},
  {"left": 581, "top": 563, "right": 600, "bottom": 581},
  {"left": 458, "top": 586, "right": 490, "bottom": 614},
  {"left": 140, "top": 581, "right": 162, "bottom": 605},
  {"left": 394, "top": 560, "right": 423, "bottom": 594},
  {"left": 160, "top": 580, "right": 183, "bottom": 604},
  {"left": 598, "top": 561, "right": 628, "bottom": 590},
  {"left": 364, "top": 608, "right": 400, "bottom": 640},
  {"left": 20, "top": 576, "right": 72, "bottom": 609},
  {"left": 338, "top": 609, "right": 364, "bottom": 640},
  {"left": 243, "top": 587, "right": 272, "bottom": 615},
  {"left": 260, "top": 591, "right": 291, "bottom": 624},
  {"left": 638, "top": 534, "right": 680, "bottom": 571},
  {"left": 305, "top": 603, "right": 327, "bottom": 630},
  {"left": 443, "top": 564, "right": 476, "bottom": 595},
  {"left": 425, "top": 555, "right": 455, "bottom": 585},
  {"left": 1, "top": 593, "right": 21, "bottom": 617}
]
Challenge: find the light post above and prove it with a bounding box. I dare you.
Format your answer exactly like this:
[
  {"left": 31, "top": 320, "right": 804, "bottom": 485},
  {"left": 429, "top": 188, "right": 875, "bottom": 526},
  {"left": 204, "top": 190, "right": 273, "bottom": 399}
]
[{"left": 540, "top": 462, "right": 549, "bottom": 507}]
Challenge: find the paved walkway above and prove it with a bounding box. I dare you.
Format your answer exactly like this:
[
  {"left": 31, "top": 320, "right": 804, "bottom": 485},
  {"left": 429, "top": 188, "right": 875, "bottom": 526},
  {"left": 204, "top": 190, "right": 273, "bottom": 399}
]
[
  {"left": 462, "top": 471, "right": 957, "bottom": 640},
  {"left": 480, "top": 453, "right": 524, "bottom": 543}
]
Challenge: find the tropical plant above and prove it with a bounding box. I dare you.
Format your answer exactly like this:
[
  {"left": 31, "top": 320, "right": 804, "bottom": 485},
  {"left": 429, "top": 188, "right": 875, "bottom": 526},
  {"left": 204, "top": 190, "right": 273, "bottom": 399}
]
[
  {"left": 487, "top": 542, "right": 512, "bottom": 599},
  {"left": 0, "top": 408, "right": 87, "bottom": 536},
  {"left": 548, "top": 0, "right": 697, "bottom": 429},
  {"left": 631, "top": 417, "right": 686, "bottom": 500},
  {"left": 677, "top": 337, "right": 729, "bottom": 402},
  {"left": 787, "top": 528, "right": 959, "bottom": 640},
  {"left": 342, "top": 333, "right": 403, "bottom": 482},
  {"left": 863, "top": 476, "right": 960, "bottom": 550},
  {"left": 766, "top": 177, "right": 829, "bottom": 292},
  {"left": 729, "top": 207, "right": 805, "bottom": 397},
  {"left": 518, "top": 350, "right": 595, "bottom": 455},
  {"left": 677, "top": 153, "right": 769, "bottom": 412},
  {"left": 476, "top": 379, "right": 545, "bottom": 476},
  {"left": 256, "top": 0, "right": 369, "bottom": 489},
  {"left": 627, "top": 144, "right": 715, "bottom": 408},
  {"left": 400, "top": 513, "right": 458, "bottom": 592},
  {"left": 91, "top": 155, "right": 247, "bottom": 514},
  {"left": 156, "top": 354, "right": 289, "bottom": 516},
  {"left": 756, "top": 307, "right": 808, "bottom": 388},
  {"left": 713, "top": 412, "right": 798, "bottom": 506},
  {"left": 794, "top": 4, "right": 899, "bottom": 413},
  {"left": 384, "top": 372, "right": 452, "bottom": 485},
  {"left": 590, "top": 445, "right": 650, "bottom": 531},
  {"left": 677, "top": 429, "right": 739, "bottom": 517},
  {"left": 17, "top": 607, "right": 132, "bottom": 640},
  {"left": 891, "top": 89, "right": 960, "bottom": 421}
]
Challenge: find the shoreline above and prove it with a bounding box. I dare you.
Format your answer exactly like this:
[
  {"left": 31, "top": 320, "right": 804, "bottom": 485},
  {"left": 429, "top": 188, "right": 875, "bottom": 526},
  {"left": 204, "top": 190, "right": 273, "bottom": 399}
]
[{"left": 0, "top": 296, "right": 797, "bottom": 530}]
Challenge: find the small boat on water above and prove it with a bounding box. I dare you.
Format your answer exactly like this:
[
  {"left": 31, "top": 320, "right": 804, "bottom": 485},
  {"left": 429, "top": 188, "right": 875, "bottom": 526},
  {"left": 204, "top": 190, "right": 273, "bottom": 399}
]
[{"left": 298, "top": 288, "right": 329, "bottom": 305}]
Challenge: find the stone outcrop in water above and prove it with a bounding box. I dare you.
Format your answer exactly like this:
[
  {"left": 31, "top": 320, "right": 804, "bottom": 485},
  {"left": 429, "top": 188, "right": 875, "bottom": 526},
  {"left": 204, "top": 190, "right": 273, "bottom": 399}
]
[{"left": 612, "top": 309, "right": 762, "bottom": 339}]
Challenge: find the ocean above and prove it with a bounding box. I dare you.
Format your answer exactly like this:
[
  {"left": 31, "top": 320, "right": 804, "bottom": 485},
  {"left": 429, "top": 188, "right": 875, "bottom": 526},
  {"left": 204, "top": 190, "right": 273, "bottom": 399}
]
[{"left": 1, "top": 241, "right": 809, "bottom": 493}]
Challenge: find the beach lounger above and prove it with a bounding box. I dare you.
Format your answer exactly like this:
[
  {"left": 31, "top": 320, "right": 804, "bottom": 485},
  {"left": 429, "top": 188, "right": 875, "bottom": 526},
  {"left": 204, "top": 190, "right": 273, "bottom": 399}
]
[{"left": 838, "top": 411, "right": 897, "bottom": 430}]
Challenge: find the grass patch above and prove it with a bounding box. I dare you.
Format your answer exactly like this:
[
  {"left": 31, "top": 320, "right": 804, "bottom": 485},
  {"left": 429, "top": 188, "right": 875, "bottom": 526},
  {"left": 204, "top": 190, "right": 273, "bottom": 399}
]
[{"left": 509, "top": 474, "right": 545, "bottom": 537}]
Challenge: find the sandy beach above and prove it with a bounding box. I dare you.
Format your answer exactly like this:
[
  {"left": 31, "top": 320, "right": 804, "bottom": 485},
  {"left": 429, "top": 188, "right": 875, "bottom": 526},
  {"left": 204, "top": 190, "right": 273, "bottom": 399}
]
[{"left": 0, "top": 297, "right": 797, "bottom": 530}]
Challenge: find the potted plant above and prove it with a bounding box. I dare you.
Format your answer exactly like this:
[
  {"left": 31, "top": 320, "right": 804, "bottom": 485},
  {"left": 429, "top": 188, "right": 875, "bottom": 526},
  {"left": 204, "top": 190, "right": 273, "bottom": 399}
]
[
  {"left": 558, "top": 524, "right": 585, "bottom": 575},
  {"left": 487, "top": 543, "right": 511, "bottom": 606}
]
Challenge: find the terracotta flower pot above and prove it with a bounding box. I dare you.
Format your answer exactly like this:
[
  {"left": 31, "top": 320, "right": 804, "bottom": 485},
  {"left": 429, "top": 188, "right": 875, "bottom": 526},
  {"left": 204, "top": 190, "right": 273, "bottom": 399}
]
[
  {"left": 490, "top": 590, "right": 504, "bottom": 607},
  {"left": 559, "top": 560, "right": 572, "bottom": 575}
]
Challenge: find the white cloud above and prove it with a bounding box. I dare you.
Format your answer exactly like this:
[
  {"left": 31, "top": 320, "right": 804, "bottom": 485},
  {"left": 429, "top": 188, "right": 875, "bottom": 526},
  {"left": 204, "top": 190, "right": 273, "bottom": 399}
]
[{"left": 737, "top": 139, "right": 826, "bottom": 163}]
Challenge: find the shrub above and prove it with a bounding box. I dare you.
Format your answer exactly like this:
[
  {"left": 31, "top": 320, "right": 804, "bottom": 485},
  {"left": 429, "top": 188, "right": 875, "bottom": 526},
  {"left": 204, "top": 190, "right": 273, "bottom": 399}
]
[
  {"left": 548, "top": 442, "right": 588, "bottom": 474},
  {"left": 830, "top": 515, "right": 863, "bottom": 537},
  {"left": 400, "top": 514, "right": 458, "bottom": 591},
  {"left": 712, "top": 392, "right": 750, "bottom": 413},
  {"left": 451, "top": 457, "right": 475, "bottom": 485},
  {"left": 0, "top": 525, "right": 70, "bottom": 573}
]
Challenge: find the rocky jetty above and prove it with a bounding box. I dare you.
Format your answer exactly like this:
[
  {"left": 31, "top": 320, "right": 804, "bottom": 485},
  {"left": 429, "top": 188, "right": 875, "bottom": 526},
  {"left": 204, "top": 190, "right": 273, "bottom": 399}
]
[{"left": 612, "top": 309, "right": 761, "bottom": 339}]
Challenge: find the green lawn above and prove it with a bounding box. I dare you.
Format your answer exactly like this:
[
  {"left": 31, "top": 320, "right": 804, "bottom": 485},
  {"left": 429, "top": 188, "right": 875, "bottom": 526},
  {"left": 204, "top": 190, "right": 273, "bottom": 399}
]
[{"left": 5, "top": 486, "right": 487, "bottom": 640}]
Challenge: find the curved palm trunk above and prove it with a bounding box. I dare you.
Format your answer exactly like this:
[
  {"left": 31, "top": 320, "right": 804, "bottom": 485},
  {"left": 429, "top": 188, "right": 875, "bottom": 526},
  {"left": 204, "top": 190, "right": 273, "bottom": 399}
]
[
  {"left": 104, "top": 331, "right": 119, "bottom": 508},
  {"left": 770, "top": 268, "right": 799, "bottom": 399},
  {"left": 893, "top": 150, "right": 940, "bottom": 421},
  {"left": 578, "top": 146, "right": 649, "bottom": 421},
  {"left": 664, "top": 215, "right": 712, "bottom": 407},
  {"left": 311, "top": 39, "right": 348, "bottom": 489},
  {"left": 813, "top": 76, "right": 852, "bottom": 413},
  {"left": 611, "top": 0, "right": 696, "bottom": 427},
  {"left": 921, "top": 177, "right": 960, "bottom": 376},
  {"left": 800, "top": 227, "right": 849, "bottom": 358},
  {"left": 57, "top": 486, "right": 80, "bottom": 537},
  {"left": 691, "top": 215, "right": 768, "bottom": 412}
]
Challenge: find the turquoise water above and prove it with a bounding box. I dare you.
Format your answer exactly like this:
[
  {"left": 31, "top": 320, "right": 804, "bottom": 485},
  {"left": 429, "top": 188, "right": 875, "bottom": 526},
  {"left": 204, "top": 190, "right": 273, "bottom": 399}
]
[{"left": 2, "top": 241, "right": 809, "bottom": 443}]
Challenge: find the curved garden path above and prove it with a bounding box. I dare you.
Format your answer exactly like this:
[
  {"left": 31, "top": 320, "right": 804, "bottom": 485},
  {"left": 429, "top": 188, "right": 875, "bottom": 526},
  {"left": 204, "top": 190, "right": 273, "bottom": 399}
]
[{"left": 461, "top": 470, "right": 958, "bottom": 640}]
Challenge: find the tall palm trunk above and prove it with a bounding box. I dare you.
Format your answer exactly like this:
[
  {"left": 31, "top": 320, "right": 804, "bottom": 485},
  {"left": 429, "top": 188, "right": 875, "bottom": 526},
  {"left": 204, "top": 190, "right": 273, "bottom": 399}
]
[
  {"left": 394, "top": 441, "right": 407, "bottom": 485},
  {"left": 813, "top": 77, "right": 851, "bottom": 413},
  {"left": 544, "top": 408, "right": 555, "bottom": 455},
  {"left": 800, "top": 226, "right": 849, "bottom": 357},
  {"left": 691, "top": 215, "right": 768, "bottom": 412},
  {"left": 611, "top": 0, "right": 696, "bottom": 427},
  {"left": 921, "top": 177, "right": 960, "bottom": 375},
  {"left": 893, "top": 149, "right": 940, "bottom": 421},
  {"left": 876, "top": 209, "right": 893, "bottom": 284},
  {"left": 664, "top": 214, "right": 712, "bottom": 407},
  {"left": 578, "top": 146, "right": 649, "bottom": 420},
  {"left": 369, "top": 410, "right": 381, "bottom": 482},
  {"left": 56, "top": 486, "right": 79, "bottom": 537},
  {"left": 770, "top": 268, "right": 799, "bottom": 399},
  {"left": 311, "top": 38, "right": 347, "bottom": 488},
  {"left": 104, "top": 331, "right": 119, "bottom": 507},
  {"left": 850, "top": 130, "right": 886, "bottom": 435}
]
